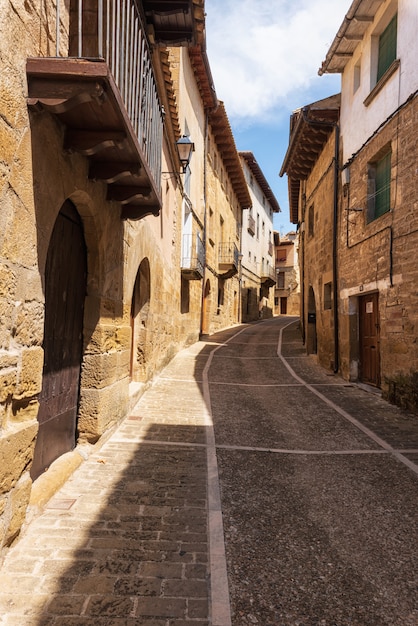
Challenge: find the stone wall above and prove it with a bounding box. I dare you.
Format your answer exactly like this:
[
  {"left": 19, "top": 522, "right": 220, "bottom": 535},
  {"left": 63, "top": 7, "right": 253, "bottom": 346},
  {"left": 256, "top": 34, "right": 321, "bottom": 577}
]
[
  {"left": 338, "top": 94, "right": 418, "bottom": 396},
  {"left": 301, "top": 132, "right": 337, "bottom": 370}
]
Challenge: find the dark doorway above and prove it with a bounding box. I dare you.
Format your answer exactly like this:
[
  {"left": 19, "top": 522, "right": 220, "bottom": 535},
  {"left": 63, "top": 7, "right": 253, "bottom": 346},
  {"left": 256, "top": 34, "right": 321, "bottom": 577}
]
[
  {"left": 307, "top": 286, "right": 317, "bottom": 354},
  {"left": 31, "top": 201, "right": 87, "bottom": 480},
  {"left": 130, "top": 259, "right": 151, "bottom": 382},
  {"left": 280, "top": 297, "right": 287, "bottom": 315},
  {"left": 359, "top": 292, "right": 380, "bottom": 386}
]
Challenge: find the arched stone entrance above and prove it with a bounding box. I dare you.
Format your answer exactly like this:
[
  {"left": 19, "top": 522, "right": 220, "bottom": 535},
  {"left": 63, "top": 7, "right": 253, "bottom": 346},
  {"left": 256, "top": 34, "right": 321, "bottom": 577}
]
[
  {"left": 307, "top": 286, "right": 317, "bottom": 355},
  {"left": 130, "top": 258, "right": 151, "bottom": 382},
  {"left": 31, "top": 200, "right": 87, "bottom": 480},
  {"left": 201, "top": 279, "right": 211, "bottom": 335}
]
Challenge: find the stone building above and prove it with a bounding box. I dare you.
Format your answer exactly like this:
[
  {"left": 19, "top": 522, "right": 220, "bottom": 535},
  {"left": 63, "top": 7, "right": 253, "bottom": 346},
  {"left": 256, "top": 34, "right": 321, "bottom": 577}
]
[
  {"left": 0, "top": 0, "right": 245, "bottom": 551},
  {"left": 274, "top": 231, "right": 300, "bottom": 316},
  {"left": 240, "top": 152, "right": 280, "bottom": 322},
  {"left": 202, "top": 103, "right": 252, "bottom": 334},
  {"left": 281, "top": 0, "right": 418, "bottom": 409},
  {"left": 280, "top": 94, "right": 341, "bottom": 369}
]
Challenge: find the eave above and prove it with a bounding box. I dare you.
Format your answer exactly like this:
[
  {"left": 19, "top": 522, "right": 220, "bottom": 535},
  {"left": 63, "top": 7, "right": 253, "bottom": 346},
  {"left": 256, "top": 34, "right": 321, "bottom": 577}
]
[
  {"left": 279, "top": 94, "right": 340, "bottom": 224},
  {"left": 144, "top": 0, "right": 205, "bottom": 46},
  {"left": 239, "top": 151, "right": 281, "bottom": 213},
  {"left": 319, "top": 0, "right": 386, "bottom": 75},
  {"left": 209, "top": 102, "right": 252, "bottom": 210}
]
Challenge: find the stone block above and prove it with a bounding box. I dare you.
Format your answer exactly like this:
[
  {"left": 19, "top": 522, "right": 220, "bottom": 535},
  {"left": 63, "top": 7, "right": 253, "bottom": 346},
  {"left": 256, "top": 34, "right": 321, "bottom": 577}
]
[
  {"left": 77, "top": 378, "right": 129, "bottom": 443},
  {"left": 81, "top": 351, "right": 120, "bottom": 389},
  {"left": 13, "top": 300, "right": 44, "bottom": 347},
  {"left": 0, "top": 367, "right": 17, "bottom": 403},
  {"left": 4, "top": 473, "right": 32, "bottom": 547},
  {"left": 14, "top": 347, "right": 44, "bottom": 399},
  {"left": 0, "top": 422, "right": 38, "bottom": 494},
  {"left": 11, "top": 398, "right": 39, "bottom": 423}
]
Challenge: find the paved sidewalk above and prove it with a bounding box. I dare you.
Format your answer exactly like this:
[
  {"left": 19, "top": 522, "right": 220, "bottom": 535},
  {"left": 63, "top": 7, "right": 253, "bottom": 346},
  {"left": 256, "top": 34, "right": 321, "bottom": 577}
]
[
  {"left": 0, "top": 333, "right": 234, "bottom": 626},
  {"left": 1, "top": 318, "right": 418, "bottom": 625}
]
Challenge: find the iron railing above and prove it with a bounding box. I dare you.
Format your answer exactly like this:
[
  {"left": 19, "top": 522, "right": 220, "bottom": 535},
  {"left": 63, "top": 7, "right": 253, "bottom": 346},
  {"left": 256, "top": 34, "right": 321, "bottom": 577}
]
[
  {"left": 218, "top": 242, "right": 239, "bottom": 268},
  {"left": 54, "top": 0, "right": 163, "bottom": 187},
  {"left": 182, "top": 233, "right": 205, "bottom": 277}
]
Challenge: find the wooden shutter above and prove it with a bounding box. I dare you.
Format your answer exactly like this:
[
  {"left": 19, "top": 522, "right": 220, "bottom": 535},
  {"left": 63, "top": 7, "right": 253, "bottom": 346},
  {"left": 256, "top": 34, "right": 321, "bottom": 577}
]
[{"left": 377, "top": 14, "right": 397, "bottom": 82}]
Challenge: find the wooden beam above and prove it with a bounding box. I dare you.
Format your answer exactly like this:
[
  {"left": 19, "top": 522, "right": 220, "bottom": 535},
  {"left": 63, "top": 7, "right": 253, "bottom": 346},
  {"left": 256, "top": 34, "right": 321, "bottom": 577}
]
[
  {"left": 89, "top": 162, "right": 141, "bottom": 182},
  {"left": 65, "top": 130, "right": 126, "bottom": 155},
  {"left": 107, "top": 185, "right": 152, "bottom": 203}
]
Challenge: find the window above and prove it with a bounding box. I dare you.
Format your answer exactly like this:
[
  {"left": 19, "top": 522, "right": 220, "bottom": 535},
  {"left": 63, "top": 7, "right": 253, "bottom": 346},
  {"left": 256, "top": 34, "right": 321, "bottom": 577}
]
[
  {"left": 367, "top": 149, "right": 391, "bottom": 222},
  {"left": 324, "top": 282, "right": 332, "bottom": 310},
  {"left": 377, "top": 14, "right": 397, "bottom": 83},
  {"left": 256, "top": 213, "right": 260, "bottom": 239},
  {"left": 277, "top": 271, "right": 285, "bottom": 289}
]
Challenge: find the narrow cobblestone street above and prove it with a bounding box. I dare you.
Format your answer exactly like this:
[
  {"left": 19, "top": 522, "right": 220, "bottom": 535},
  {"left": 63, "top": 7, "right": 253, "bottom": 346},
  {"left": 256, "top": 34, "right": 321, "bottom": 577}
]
[{"left": 0, "top": 317, "right": 417, "bottom": 625}]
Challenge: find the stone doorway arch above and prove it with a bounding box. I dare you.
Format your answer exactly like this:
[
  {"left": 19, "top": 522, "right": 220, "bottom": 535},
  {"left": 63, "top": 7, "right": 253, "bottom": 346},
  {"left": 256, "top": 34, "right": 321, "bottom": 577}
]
[
  {"left": 201, "top": 279, "right": 211, "bottom": 335},
  {"left": 307, "top": 286, "right": 317, "bottom": 355},
  {"left": 31, "top": 200, "right": 87, "bottom": 480},
  {"left": 130, "top": 258, "right": 151, "bottom": 382}
]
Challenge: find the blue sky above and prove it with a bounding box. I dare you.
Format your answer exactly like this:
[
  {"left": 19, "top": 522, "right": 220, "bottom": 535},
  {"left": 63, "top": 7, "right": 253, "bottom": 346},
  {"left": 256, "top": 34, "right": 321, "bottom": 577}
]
[{"left": 205, "top": 0, "right": 350, "bottom": 235}]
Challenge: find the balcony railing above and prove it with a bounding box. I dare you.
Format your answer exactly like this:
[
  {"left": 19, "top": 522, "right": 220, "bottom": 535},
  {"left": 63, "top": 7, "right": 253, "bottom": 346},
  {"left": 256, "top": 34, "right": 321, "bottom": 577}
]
[
  {"left": 181, "top": 233, "right": 205, "bottom": 280},
  {"left": 218, "top": 242, "right": 239, "bottom": 278},
  {"left": 260, "top": 263, "right": 276, "bottom": 287},
  {"left": 248, "top": 215, "right": 256, "bottom": 236},
  {"left": 27, "top": 0, "right": 164, "bottom": 219}
]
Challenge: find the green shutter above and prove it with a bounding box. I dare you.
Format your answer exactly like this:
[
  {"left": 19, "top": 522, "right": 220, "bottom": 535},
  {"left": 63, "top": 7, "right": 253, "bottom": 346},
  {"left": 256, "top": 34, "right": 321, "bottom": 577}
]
[
  {"left": 377, "top": 14, "right": 397, "bottom": 82},
  {"left": 375, "top": 152, "right": 391, "bottom": 217}
]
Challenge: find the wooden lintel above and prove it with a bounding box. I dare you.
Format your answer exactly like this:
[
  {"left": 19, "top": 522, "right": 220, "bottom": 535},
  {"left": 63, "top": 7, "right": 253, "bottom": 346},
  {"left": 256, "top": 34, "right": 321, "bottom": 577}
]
[
  {"left": 107, "top": 185, "right": 152, "bottom": 203},
  {"left": 89, "top": 161, "right": 141, "bottom": 182},
  {"left": 65, "top": 130, "right": 126, "bottom": 155}
]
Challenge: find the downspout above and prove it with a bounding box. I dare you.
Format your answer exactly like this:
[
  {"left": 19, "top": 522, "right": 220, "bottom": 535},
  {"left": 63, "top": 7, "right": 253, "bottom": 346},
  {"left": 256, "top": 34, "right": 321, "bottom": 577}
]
[
  {"left": 199, "top": 111, "right": 209, "bottom": 337},
  {"left": 302, "top": 108, "right": 340, "bottom": 373}
]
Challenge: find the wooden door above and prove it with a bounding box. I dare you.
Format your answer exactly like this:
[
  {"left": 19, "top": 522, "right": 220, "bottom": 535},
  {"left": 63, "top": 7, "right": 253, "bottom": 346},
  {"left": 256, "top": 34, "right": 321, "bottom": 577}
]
[
  {"left": 31, "top": 201, "right": 86, "bottom": 480},
  {"left": 280, "top": 297, "right": 287, "bottom": 315},
  {"left": 359, "top": 292, "right": 380, "bottom": 387}
]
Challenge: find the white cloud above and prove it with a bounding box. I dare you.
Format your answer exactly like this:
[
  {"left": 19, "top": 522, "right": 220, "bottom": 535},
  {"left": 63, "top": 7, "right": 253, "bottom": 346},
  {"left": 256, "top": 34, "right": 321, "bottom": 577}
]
[{"left": 205, "top": 0, "right": 348, "bottom": 123}]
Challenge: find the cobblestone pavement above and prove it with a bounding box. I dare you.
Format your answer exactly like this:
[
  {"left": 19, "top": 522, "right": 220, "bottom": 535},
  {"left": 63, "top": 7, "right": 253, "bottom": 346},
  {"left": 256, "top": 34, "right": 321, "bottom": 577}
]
[{"left": 0, "top": 318, "right": 417, "bottom": 625}]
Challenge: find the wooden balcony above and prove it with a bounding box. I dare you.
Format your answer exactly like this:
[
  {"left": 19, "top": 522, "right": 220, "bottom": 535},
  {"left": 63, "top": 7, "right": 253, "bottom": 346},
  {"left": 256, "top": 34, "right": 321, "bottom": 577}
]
[
  {"left": 218, "top": 242, "right": 239, "bottom": 279},
  {"left": 26, "top": 0, "right": 165, "bottom": 220}
]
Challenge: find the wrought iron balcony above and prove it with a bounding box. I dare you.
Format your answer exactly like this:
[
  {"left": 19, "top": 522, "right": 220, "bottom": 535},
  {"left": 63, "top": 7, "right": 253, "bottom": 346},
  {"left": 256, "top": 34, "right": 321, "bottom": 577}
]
[
  {"left": 26, "top": 0, "right": 165, "bottom": 220},
  {"left": 181, "top": 233, "right": 205, "bottom": 280},
  {"left": 260, "top": 263, "right": 276, "bottom": 287},
  {"left": 218, "top": 242, "right": 239, "bottom": 278}
]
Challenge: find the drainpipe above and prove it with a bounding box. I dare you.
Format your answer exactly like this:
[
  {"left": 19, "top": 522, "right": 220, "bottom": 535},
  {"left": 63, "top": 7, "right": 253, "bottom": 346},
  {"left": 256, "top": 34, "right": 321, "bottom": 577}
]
[
  {"left": 302, "top": 108, "right": 340, "bottom": 373},
  {"left": 199, "top": 111, "right": 209, "bottom": 337}
]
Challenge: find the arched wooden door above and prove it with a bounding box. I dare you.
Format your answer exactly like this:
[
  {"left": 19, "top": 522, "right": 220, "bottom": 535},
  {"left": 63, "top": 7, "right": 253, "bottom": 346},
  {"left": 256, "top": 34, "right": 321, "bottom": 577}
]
[
  {"left": 201, "top": 279, "right": 211, "bottom": 335},
  {"left": 307, "top": 286, "right": 317, "bottom": 355},
  {"left": 31, "top": 201, "right": 87, "bottom": 480},
  {"left": 130, "top": 259, "right": 151, "bottom": 382}
]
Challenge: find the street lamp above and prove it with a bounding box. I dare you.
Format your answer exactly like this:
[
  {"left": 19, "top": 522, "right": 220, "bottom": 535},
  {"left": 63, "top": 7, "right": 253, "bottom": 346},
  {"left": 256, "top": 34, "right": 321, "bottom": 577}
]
[{"left": 176, "top": 135, "right": 195, "bottom": 173}]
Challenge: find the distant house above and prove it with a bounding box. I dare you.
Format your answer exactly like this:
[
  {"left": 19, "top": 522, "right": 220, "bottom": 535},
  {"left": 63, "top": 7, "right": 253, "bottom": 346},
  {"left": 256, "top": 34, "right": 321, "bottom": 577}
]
[
  {"left": 274, "top": 232, "right": 300, "bottom": 316},
  {"left": 281, "top": 0, "right": 418, "bottom": 410},
  {"left": 239, "top": 152, "right": 280, "bottom": 321}
]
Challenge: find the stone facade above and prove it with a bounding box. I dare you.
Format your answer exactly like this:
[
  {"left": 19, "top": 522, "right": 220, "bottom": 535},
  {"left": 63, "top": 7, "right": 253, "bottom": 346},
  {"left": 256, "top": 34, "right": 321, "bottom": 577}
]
[
  {"left": 0, "top": 0, "right": 249, "bottom": 553},
  {"left": 281, "top": 0, "right": 418, "bottom": 411},
  {"left": 274, "top": 232, "right": 300, "bottom": 316},
  {"left": 239, "top": 152, "right": 279, "bottom": 322}
]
